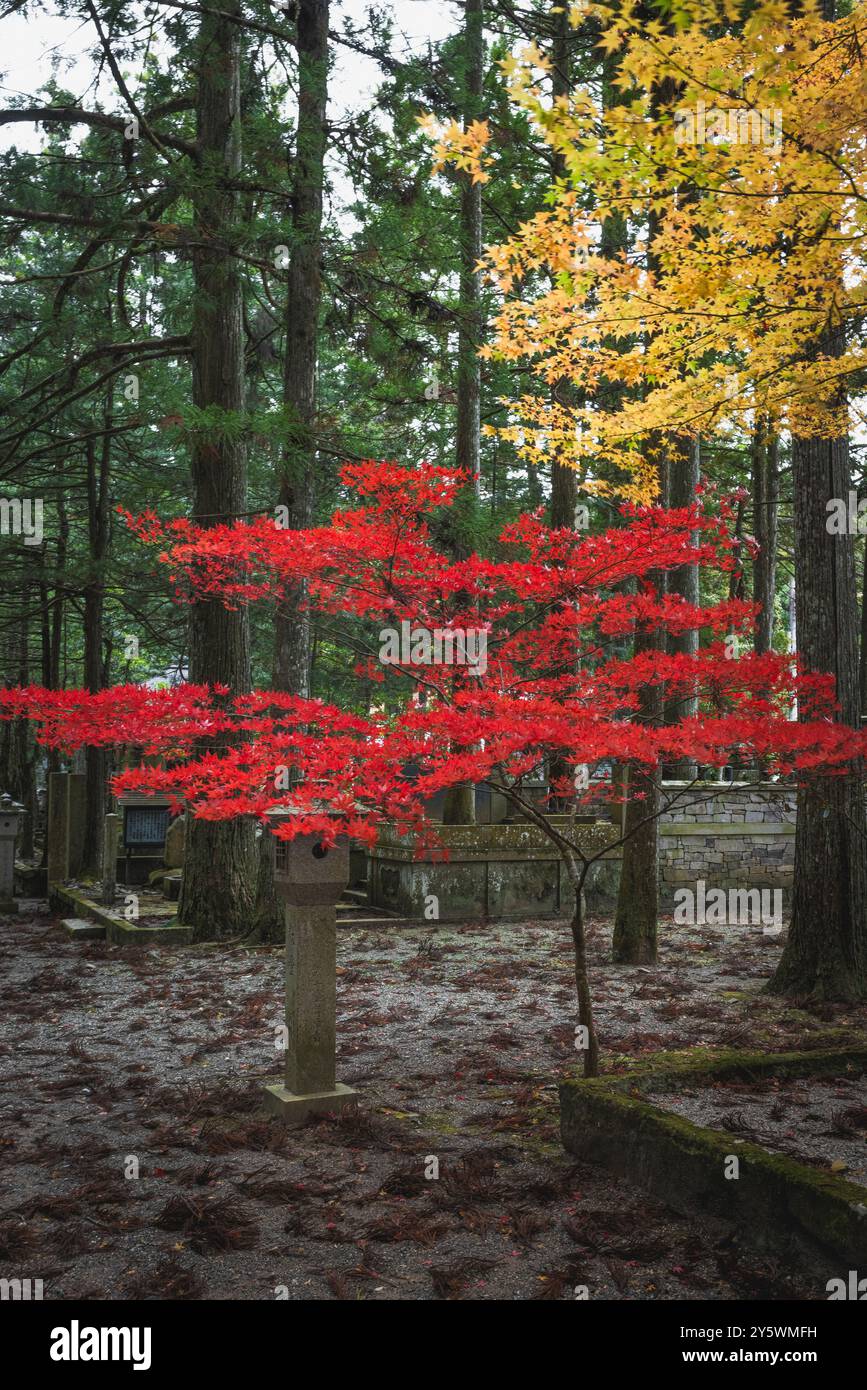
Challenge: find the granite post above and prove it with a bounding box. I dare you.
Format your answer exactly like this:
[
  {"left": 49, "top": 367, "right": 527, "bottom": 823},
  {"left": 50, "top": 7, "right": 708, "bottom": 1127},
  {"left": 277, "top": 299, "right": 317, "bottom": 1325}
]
[
  {"left": 0, "top": 793, "right": 23, "bottom": 912},
  {"left": 101, "top": 813, "right": 119, "bottom": 907},
  {"left": 46, "top": 772, "right": 87, "bottom": 883},
  {"left": 67, "top": 774, "right": 87, "bottom": 878},
  {"left": 262, "top": 811, "right": 357, "bottom": 1123},
  {"left": 47, "top": 772, "right": 70, "bottom": 883}
]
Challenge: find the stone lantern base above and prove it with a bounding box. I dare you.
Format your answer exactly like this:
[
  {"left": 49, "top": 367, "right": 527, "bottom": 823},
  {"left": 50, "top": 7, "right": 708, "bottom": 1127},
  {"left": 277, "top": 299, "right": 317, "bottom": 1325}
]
[{"left": 262, "top": 1080, "right": 358, "bottom": 1125}]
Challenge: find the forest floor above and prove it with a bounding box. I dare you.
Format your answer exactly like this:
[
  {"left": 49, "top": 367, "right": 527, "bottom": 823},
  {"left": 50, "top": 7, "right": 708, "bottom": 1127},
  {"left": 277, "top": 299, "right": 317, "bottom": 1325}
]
[{"left": 1, "top": 901, "right": 866, "bottom": 1302}]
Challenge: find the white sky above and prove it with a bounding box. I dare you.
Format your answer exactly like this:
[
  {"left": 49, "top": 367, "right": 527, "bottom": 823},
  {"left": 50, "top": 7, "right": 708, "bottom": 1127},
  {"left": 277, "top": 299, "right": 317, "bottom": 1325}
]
[
  {"left": 0, "top": 1, "right": 461, "bottom": 142},
  {"left": 0, "top": 1, "right": 463, "bottom": 233}
]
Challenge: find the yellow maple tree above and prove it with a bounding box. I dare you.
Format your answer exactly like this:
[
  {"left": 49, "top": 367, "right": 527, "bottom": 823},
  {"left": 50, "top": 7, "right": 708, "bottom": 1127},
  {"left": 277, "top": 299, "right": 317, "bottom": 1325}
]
[{"left": 422, "top": 0, "right": 867, "bottom": 499}]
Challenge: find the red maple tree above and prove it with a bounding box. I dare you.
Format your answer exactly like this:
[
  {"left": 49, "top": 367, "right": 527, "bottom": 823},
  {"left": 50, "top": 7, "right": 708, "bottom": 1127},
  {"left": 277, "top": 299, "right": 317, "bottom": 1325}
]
[{"left": 3, "top": 462, "right": 864, "bottom": 1074}]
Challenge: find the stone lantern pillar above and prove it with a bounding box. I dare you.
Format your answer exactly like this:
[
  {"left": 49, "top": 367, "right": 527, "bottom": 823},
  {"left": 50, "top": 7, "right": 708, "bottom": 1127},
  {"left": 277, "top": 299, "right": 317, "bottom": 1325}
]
[
  {"left": 262, "top": 809, "right": 358, "bottom": 1123},
  {"left": 0, "top": 793, "right": 24, "bottom": 913}
]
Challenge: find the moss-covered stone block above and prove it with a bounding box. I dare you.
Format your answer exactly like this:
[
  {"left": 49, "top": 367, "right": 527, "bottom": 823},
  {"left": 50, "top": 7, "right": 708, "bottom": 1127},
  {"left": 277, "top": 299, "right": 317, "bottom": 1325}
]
[
  {"left": 370, "top": 820, "right": 620, "bottom": 921},
  {"left": 559, "top": 1048, "right": 867, "bottom": 1269},
  {"left": 49, "top": 883, "right": 192, "bottom": 946}
]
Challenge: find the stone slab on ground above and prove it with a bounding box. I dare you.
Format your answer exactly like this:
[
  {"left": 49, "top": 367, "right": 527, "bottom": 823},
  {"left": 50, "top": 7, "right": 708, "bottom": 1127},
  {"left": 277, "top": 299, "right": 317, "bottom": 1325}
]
[
  {"left": 105, "top": 917, "right": 192, "bottom": 947},
  {"left": 261, "top": 1080, "right": 359, "bottom": 1124},
  {"left": 60, "top": 917, "right": 106, "bottom": 941}
]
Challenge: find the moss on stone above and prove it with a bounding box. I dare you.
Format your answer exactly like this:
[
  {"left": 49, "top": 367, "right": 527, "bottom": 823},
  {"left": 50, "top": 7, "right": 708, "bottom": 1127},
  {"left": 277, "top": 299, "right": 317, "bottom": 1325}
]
[
  {"left": 572, "top": 1043, "right": 867, "bottom": 1092},
  {"left": 559, "top": 1044, "right": 867, "bottom": 1264}
]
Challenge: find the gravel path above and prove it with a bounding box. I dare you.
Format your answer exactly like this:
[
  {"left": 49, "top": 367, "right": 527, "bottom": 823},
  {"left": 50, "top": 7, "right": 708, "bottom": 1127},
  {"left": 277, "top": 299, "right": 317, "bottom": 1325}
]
[{"left": 2, "top": 901, "right": 865, "bottom": 1301}]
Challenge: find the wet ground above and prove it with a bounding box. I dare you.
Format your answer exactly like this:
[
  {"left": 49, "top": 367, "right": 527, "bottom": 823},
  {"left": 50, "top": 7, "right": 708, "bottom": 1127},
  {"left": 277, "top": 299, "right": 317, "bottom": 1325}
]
[
  {"left": 1, "top": 901, "right": 865, "bottom": 1301},
  {"left": 653, "top": 1073, "right": 867, "bottom": 1186}
]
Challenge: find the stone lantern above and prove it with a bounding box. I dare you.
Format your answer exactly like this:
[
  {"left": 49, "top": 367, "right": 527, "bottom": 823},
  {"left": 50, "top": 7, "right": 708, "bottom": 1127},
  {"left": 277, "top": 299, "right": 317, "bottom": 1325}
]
[
  {"left": 0, "top": 793, "right": 24, "bottom": 913},
  {"left": 262, "top": 808, "right": 358, "bottom": 1122}
]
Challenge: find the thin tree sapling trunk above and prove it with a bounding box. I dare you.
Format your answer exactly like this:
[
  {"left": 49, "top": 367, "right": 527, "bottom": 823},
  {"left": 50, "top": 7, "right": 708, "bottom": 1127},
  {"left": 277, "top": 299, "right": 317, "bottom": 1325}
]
[{"left": 568, "top": 862, "right": 599, "bottom": 1078}]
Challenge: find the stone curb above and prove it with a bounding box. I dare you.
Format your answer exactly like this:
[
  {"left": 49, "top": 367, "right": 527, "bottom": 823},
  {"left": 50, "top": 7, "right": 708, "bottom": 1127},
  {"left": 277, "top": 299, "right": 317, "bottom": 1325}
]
[
  {"left": 559, "top": 1048, "right": 867, "bottom": 1268},
  {"left": 48, "top": 882, "right": 192, "bottom": 946}
]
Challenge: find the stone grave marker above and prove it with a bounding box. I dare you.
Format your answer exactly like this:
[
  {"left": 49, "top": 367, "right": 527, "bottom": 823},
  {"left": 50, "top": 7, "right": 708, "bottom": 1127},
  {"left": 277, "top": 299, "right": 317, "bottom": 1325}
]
[{"left": 0, "top": 792, "right": 23, "bottom": 911}]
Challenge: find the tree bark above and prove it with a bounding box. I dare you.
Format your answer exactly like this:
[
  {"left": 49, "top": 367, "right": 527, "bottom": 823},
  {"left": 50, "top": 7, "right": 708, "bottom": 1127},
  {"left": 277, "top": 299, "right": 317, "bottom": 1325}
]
[
  {"left": 82, "top": 399, "right": 112, "bottom": 873},
  {"left": 549, "top": 0, "right": 577, "bottom": 531},
  {"left": 569, "top": 875, "right": 599, "bottom": 1077},
  {"left": 179, "top": 3, "right": 256, "bottom": 941},
  {"left": 44, "top": 495, "right": 68, "bottom": 785},
  {"left": 752, "top": 416, "right": 779, "bottom": 655},
  {"left": 607, "top": 39, "right": 670, "bottom": 938},
  {"left": 859, "top": 527, "right": 867, "bottom": 717},
  {"left": 612, "top": 431, "right": 668, "bottom": 963},
  {"left": 770, "top": 0, "right": 864, "bottom": 995},
  {"left": 439, "top": 0, "right": 485, "bottom": 828},
  {"left": 256, "top": 0, "right": 330, "bottom": 943},
  {"left": 455, "top": 0, "right": 483, "bottom": 501},
  {"left": 545, "top": 4, "right": 583, "bottom": 804},
  {"left": 273, "top": 0, "right": 329, "bottom": 698},
  {"left": 664, "top": 437, "right": 700, "bottom": 777},
  {"left": 1, "top": 586, "right": 35, "bottom": 858},
  {"left": 612, "top": 763, "right": 660, "bottom": 964},
  {"left": 768, "top": 332, "right": 866, "bottom": 999},
  {"left": 36, "top": 533, "right": 62, "bottom": 864}
]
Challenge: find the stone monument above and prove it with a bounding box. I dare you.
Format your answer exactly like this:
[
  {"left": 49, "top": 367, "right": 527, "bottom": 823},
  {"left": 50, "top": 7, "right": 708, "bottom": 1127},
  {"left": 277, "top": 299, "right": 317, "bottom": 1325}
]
[
  {"left": 0, "top": 793, "right": 23, "bottom": 912},
  {"left": 262, "top": 809, "right": 358, "bottom": 1123}
]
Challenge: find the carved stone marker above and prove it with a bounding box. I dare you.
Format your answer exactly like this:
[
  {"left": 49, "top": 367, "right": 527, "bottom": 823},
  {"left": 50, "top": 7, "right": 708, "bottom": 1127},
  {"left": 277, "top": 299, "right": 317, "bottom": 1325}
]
[
  {"left": 101, "top": 813, "right": 119, "bottom": 907},
  {"left": 163, "top": 814, "right": 186, "bottom": 870},
  {"left": 0, "top": 793, "right": 23, "bottom": 912},
  {"left": 262, "top": 809, "right": 357, "bottom": 1123},
  {"left": 46, "top": 772, "right": 86, "bottom": 883}
]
